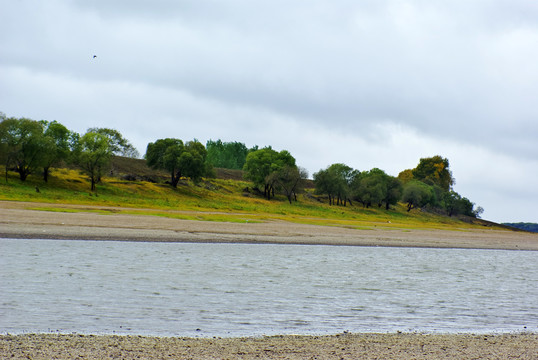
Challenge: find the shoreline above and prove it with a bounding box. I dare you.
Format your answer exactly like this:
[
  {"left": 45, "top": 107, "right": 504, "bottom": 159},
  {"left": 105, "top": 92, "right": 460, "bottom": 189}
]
[
  {"left": 2, "top": 333, "right": 537, "bottom": 359},
  {"left": 1, "top": 201, "right": 537, "bottom": 250}
]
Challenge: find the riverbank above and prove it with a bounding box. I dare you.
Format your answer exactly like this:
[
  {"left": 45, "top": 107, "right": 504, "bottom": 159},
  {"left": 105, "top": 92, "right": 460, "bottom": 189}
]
[
  {"left": 1, "top": 333, "right": 536, "bottom": 359},
  {"left": 1, "top": 201, "right": 537, "bottom": 250}
]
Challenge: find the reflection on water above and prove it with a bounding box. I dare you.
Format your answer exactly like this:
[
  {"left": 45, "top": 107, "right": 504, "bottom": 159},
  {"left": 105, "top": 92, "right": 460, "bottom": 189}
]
[{"left": 0, "top": 239, "right": 536, "bottom": 337}]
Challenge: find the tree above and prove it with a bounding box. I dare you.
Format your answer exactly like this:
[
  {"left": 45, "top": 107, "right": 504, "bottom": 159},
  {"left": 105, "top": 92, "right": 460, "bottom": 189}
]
[
  {"left": 146, "top": 138, "right": 210, "bottom": 186},
  {"left": 0, "top": 117, "right": 18, "bottom": 181},
  {"left": 353, "top": 169, "right": 402, "bottom": 210},
  {"left": 40, "top": 120, "right": 71, "bottom": 182},
  {"left": 352, "top": 168, "right": 385, "bottom": 208},
  {"left": 328, "top": 163, "right": 358, "bottom": 206},
  {"left": 270, "top": 165, "right": 308, "bottom": 204},
  {"left": 0, "top": 117, "right": 47, "bottom": 181},
  {"left": 314, "top": 164, "right": 358, "bottom": 206},
  {"left": 401, "top": 180, "right": 433, "bottom": 212},
  {"left": 87, "top": 127, "right": 140, "bottom": 158},
  {"left": 76, "top": 131, "right": 113, "bottom": 191},
  {"left": 179, "top": 140, "right": 208, "bottom": 183},
  {"left": 412, "top": 155, "right": 454, "bottom": 191},
  {"left": 146, "top": 138, "right": 185, "bottom": 187},
  {"left": 243, "top": 147, "right": 296, "bottom": 200},
  {"left": 384, "top": 176, "right": 403, "bottom": 210},
  {"left": 206, "top": 139, "right": 249, "bottom": 170},
  {"left": 397, "top": 169, "right": 414, "bottom": 184}
]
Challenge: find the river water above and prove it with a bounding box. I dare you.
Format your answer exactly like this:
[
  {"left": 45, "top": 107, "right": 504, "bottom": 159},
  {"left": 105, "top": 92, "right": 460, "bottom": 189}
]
[{"left": 1, "top": 239, "right": 536, "bottom": 337}]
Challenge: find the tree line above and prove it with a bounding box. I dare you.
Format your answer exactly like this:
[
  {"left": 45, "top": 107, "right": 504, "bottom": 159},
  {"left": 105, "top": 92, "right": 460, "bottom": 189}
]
[
  {"left": 1, "top": 114, "right": 483, "bottom": 217},
  {"left": 0, "top": 115, "right": 138, "bottom": 190},
  {"left": 313, "top": 156, "right": 483, "bottom": 218}
]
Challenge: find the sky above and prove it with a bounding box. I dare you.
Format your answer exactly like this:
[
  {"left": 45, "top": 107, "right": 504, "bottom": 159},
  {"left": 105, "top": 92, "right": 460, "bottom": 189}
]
[{"left": 1, "top": 0, "right": 537, "bottom": 223}]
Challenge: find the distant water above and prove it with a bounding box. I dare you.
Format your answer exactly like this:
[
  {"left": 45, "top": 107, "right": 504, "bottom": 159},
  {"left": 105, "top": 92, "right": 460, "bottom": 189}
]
[{"left": 1, "top": 239, "right": 536, "bottom": 337}]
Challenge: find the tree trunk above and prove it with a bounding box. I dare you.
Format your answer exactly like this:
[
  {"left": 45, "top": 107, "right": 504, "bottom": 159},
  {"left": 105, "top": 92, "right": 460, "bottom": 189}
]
[
  {"left": 171, "top": 170, "right": 182, "bottom": 188},
  {"left": 43, "top": 167, "right": 49, "bottom": 182},
  {"left": 17, "top": 168, "right": 29, "bottom": 181}
]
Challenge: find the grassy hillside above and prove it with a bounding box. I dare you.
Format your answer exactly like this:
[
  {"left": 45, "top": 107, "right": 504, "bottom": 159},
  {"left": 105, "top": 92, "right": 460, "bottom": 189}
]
[{"left": 0, "top": 157, "right": 506, "bottom": 231}]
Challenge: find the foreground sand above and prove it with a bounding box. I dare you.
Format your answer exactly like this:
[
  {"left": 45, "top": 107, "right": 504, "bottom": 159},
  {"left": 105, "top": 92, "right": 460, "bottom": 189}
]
[
  {"left": 1, "top": 333, "right": 537, "bottom": 359},
  {"left": 1, "top": 201, "right": 537, "bottom": 250}
]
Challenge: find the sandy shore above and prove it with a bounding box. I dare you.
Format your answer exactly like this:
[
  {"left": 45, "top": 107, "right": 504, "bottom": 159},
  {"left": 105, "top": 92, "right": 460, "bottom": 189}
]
[
  {"left": 1, "top": 200, "right": 537, "bottom": 250},
  {"left": 1, "top": 333, "right": 537, "bottom": 359}
]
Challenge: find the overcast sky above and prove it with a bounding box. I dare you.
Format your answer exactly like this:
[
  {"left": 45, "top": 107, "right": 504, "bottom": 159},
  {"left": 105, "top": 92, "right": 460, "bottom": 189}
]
[{"left": 1, "top": 0, "right": 537, "bottom": 223}]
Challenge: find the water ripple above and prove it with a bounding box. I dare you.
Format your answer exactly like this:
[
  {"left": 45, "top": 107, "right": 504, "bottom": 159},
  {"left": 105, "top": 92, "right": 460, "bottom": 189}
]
[{"left": 1, "top": 239, "right": 537, "bottom": 337}]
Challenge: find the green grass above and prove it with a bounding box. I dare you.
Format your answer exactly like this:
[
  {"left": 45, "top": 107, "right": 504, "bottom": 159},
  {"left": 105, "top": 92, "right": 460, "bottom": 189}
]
[{"left": 0, "top": 164, "right": 501, "bottom": 231}]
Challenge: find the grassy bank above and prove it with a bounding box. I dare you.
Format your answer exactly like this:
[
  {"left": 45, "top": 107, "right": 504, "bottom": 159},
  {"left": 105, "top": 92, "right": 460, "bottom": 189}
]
[{"left": 0, "top": 160, "right": 504, "bottom": 232}]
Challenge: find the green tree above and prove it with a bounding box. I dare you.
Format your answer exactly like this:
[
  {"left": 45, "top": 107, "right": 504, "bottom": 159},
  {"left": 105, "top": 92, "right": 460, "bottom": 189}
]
[
  {"left": 87, "top": 127, "right": 140, "bottom": 158},
  {"left": 353, "top": 168, "right": 403, "bottom": 210},
  {"left": 0, "top": 117, "right": 47, "bottom": 181},
  {"left": 0, "top": 116, "right": 18, "bottom": 181},
  {"left": 76, "top": 131, "right": 113, "bottom": 191},
  {"left": 40, "top": 120, "right": 72, "bottom": 182},
  {"left": 312, "top": 167, "right": 335, "bottom": 204},
  {"left": 353, "top": 168, "right": 384, "bottom": 208},
  {"left": 179, "top": 140, "right": 208, "bottom": 183},
  {"left": 146, "top": 138, "right": 210, "bottom": 187},
  {"left": 401, "top": 180, "right": 433, "bottom": 212},
  {"left": 412, "top": 155, "right": 454, "bottom": 191},
  {"left": 442, "top": 191, "right": 480, "bottom": 218},
  {"left": 269, "top": 165, "right": 308, "bottom": 204},
  {"left": 313, "top": 164, "right": 358, "bottom": 206},
  {"left": 206, "top": 139, "right": 249, "bottom": 169},
  {"left": 384, "top": 176, "right": 403, "bottom": 210},
  {"left": 243, "top": 147, "right": 296, "bottom": 200},
  {"left": 146, "top": 138, "right": 185, "bottom": 187}
]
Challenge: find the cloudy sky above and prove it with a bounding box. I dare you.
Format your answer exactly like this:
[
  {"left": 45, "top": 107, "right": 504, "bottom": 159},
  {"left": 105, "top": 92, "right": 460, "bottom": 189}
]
[{"left": 1, "top": 0, "right": 537, "bottom": 223}]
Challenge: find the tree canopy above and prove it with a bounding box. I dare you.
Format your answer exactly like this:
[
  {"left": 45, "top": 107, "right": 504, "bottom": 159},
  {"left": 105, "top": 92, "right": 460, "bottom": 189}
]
[
  {"left": 401, "top": 180, "right": 433, "bottom": 212},
  {"left": 243, "top": 147, "right": 296, "bottom": 200},
  {"left": 145, "top": 138, "right": 210, "bottom": 186},
  {"left": 87, "top": 127, "right": 140, "bottom": 158},
  {"left": 40, "top": 120, "right": 72, "bottom": 182},
  {"left": 206, "top": 139, "right": 250, "bottom": 170},
  {"left": 353, "top": 168, "right": 402, "bottom": 210},
  {"left": 75, "top": 131, "right": 114, "bottom": 191},
  {"left": 411, "top": 155, "right": 454, "bottom": 191},
  {"left": 313, "top": 163, "right": 358, "bottom": 206},
  {"left": 0, "top": 117, "right": 47, "bottom": 181}
]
